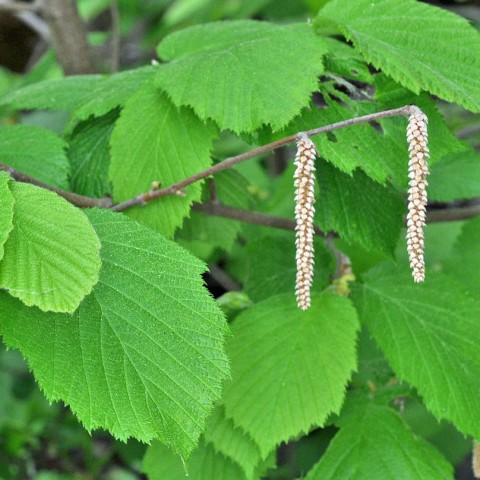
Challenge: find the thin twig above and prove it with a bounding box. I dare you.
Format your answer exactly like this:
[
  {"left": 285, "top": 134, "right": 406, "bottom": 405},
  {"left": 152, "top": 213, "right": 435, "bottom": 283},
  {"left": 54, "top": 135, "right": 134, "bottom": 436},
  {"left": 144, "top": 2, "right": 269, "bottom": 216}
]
[
  {"left": 3, "top": 104, "right": 479, "bottom": 231},
  {"left": 2, "top": 162, "right": 480, "bottom": 230},
  {"left": 207, "top": 264, "right": 241, "bottom": 291},
  {"left": 0, "top": 164, "right": 113, "bottom": 208},
  {"left": 207, "top": 177, "right": 219, "bottom": 204},
  {"left": 456, "top": 122, "right": 480, "bottom": 139},
  {"left": 194, "top": 202, "right": 326, "bottom": 235},
  {"left": 426, "top": 205, "right": 480, "bottom": 223},
  {"left": 110, "top": 0, "right": 121, "bottom": 72},
  {"left": 112, "top": 105, "right": 414, "bottom": 211}
]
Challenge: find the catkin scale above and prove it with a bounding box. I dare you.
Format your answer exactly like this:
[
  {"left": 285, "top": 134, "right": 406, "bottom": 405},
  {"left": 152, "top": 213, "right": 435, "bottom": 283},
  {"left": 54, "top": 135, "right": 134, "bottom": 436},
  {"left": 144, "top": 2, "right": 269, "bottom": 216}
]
[
  {"left": 406, "top": 108, "right": 429, "bottom": 283},
  {"left": 294, "top": 133, "right": 317, "bottom": 310}
]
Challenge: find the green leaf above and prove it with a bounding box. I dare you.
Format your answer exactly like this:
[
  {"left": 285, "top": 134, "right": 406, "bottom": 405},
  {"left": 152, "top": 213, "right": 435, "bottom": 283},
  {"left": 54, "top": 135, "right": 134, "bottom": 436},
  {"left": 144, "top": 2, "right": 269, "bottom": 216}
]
[
  {"left": 0, "top": 209, "right": 229, "bottom": 458},
  {"left": 0, "top": 75, "right": 102, "bottom": 111},
  {"left": 0, "top": 172, "right": 14, "bottom": 262},
  {"left": 204, "top": 407, "right": 262, "bottom": 480},
  {"left": 68, "top": 110, "right": 117, "bottom": 197},
  {"left": 317, "top": 0, "right": 480, "bottom": 112},
  {"left": 315, "top": 160, "right": 404, "bottom": 255},
  {"left": 109, "top": 82, "right": 216, "bottom": 237},
  {"left": 305, "top": 404, "right": 453, "bottom": 480},
  {"left": 445, "top": 217, "right": 480, "bottom": 294},
  {"left": 374, "top": 75, "right": 468, "bottom": 174},
  {"left": 0, "top": 182, "right": 101, "bottom": 313},
  {"left": 155, "top": 20, "right": 327, "bottom": 133},
  {"left": 323, "top": 38, "right": 373, "bottom": 83},
  {"left": 276, "top": 101, "right": 406, "bottom": 184},
  {"left": 353, "top": 262, "right": 480, "bottom": 441},
  {"left": 177, "top": 170, "right": 251, "bottom": 253},
  {"left": 0, "top": 125, "right": 69, "bottom": 189},
  {"left": 244, "top": 235, "right": 334, "bottom": 302},
  {"left": 72, "top": 66, "right": 156, "bottom": 122},
  {"left": 428, "top": 150, "right": 480, "bottom": 202},
  {"left": 143, "top": 440, "right": 246, "bottom": 480},
  {"left": 223, "top": 291, "right": 359, "bottom": 457}
]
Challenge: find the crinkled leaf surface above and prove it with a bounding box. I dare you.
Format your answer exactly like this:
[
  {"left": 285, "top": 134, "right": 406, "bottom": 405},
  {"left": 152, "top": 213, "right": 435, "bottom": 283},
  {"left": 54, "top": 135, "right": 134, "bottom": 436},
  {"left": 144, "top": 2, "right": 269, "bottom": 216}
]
[
  {"left": 276, "top": 101, "right": 406, "bottom": 184},
  {"left": 0, "top": 75, "right": 102, "bottom": 111},
  {"left": 0, "top": 172, "right": 14, "bottom": 262},
  {"left": 353, "top": 262, "right": 480, "bottom": 440},
  {"left": 109, "top": 82, "right": 216, "bottom": 237},
  {"left": 143, "top": 440, "right": 246, "bottom": 480},
  {"left": 305, "top": 404, "right": 453, "bottom": 480},
  {"left": 223, "top": 292, "right": 359, "bottom": 458},
  {"left": 317, "top": 0, "right": 480, "bottom": 112},
  {"left": 204, "top": 407, "right": 262, "bottom": 480},
  {"left": 155, "top": 20, "right": 327, "bottom": 133},
  {"left": 0, "top": 125, "right": 69, "bottom": 189},
  {"left": 244, "top": 236, "right": 334, "bottom": 302},
  {"left": 315, "top": 160, "right": 404, "bottom": 255},
  {"left": 0, "top": 209, "right": 229, "bottom": 458},
  {"left": 374, "top": 75, "right": 468, "bottom": 179},
  {"left": 68, "top": 110, "right": 117, "bottom": 197},
  {"left": 0, "top": 182, "right": 100, "bottom": 313},
  {"left": 428, "top": 150, "right": 480, "bottom": 202}
]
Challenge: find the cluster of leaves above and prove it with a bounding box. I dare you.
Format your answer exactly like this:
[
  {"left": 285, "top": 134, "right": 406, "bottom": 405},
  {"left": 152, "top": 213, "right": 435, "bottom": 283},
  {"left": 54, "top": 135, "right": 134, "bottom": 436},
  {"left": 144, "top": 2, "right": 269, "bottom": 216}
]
[{"left": 1, "top": 0, "right": 480, "bottom": 478}]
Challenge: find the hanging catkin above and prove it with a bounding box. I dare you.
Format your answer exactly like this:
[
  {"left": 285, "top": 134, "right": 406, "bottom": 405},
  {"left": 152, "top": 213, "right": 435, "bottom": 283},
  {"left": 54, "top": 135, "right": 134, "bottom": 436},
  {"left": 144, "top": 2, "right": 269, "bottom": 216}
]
[
  {"left": 406, "top": 107, "right": 429, "bottom": 283},
  {"left": 294, "top": 133, "right": 317, "bottom": 310}
]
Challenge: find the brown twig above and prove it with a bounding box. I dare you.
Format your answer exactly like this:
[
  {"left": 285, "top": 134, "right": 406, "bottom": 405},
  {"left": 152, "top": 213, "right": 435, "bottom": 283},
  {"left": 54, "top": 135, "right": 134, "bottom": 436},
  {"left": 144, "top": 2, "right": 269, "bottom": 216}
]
[
  {"left": 207, "top": 178, "right": 219, "bottom": 204},
  {"left": 0, "top": 164, "right": 113, "bottom": 208},
  {"left": 2, "top": 105, "right": 480, "bottom": 232},
  {"left": 426, "top": 205, "right": 480, "bottom": 223},
  {"left": 193, "top": 202, "right": 326, "bottom": 235},
  {"left": 112, "top": 105, "right": 414, "bottom": 211},
  {"left": 42, "top": 0, "right": 94, "bottom": 75}
]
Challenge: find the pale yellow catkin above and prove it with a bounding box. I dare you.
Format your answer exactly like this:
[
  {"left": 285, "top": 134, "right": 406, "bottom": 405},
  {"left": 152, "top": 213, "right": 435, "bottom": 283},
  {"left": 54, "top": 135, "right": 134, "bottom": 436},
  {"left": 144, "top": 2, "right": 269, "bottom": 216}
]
[
  {"left": 294, "top": 133, "right": 317, "bottom": 310},
  {"left": 473, "top": 441, "right": 480, "bottom": 479},
  {"left": 406, "top": 107, "right": 429, "bottom": 283}
]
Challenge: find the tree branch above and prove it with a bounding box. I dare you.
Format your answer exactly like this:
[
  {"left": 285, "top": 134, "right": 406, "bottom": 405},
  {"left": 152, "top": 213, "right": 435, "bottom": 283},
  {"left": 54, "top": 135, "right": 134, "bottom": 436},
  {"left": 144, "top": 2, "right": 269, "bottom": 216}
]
[
  {"left": 42, "top": 0, "right": 94, "bottom": 74},
  {"left": 112, "top": 105, "right": 414, "bottom": 211},
  {"left": 3, "top": 104, "right": 479, "bottom": 233},
  {"left": 193, "top": 202, "right": 327, "bottom": 235},
  {"left": 0, "top": 164, "right": 113, "bottom": 208},
  {"left": 426, "top": 205, "right": 480, "bottom": 223}
]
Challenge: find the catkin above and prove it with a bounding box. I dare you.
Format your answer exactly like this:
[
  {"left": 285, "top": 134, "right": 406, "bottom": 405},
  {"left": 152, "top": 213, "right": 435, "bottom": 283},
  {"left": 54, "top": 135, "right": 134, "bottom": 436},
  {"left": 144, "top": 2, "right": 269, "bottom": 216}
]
[
  {"left": 406, "top": 107, "right": 429, "bottom": 283},
  {"left": 294, "top": 133, "right": 317, "bottom": 310},
  {"left": 473, "top": 441, "right": 480, "bottom": 479}
]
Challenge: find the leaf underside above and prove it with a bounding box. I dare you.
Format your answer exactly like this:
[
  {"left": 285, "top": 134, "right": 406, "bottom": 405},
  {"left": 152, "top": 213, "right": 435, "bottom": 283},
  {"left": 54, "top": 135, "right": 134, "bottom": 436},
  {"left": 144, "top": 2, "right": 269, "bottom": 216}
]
[
  {"left": 0, "top": 182, "right": 101, "bottom": 313},
  {"left": 0, "top": 209, "right": 230, "bottom": 458},
  {"left": 155, "top": 20, "right": 328, "bottom": 133}
]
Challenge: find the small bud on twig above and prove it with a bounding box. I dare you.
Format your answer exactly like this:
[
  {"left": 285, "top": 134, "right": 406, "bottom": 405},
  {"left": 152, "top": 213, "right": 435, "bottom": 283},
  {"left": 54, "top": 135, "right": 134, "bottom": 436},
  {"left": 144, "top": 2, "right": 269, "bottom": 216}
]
[
  {"left": 406, "top": 107, "right": 429, "bottom": 283},
  {"left": 294, "top": 133, "right": 317, "bottom": 310}
]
